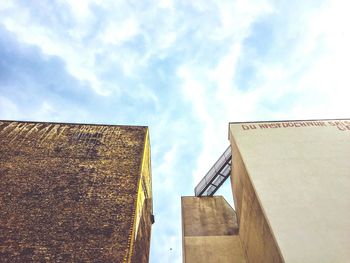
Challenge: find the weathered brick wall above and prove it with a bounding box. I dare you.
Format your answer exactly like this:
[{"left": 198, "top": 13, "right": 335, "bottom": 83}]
[{"left": 0, "top": 121, "right": 149, "bottom": 262}]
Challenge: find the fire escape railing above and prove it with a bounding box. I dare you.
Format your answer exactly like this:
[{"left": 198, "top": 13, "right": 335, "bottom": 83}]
[{"left": 194, "top": 146, "right": 232, "bottom": 197}]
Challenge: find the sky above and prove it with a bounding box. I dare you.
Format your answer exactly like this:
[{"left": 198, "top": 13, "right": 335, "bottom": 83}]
[{"left": 1, "top": 0, "right": 350, "bottom": 262}]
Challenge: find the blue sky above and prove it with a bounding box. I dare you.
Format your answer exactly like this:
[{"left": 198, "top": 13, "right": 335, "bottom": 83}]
[{"left": 1, "top": 0, "right": 350, "bottom": 262}]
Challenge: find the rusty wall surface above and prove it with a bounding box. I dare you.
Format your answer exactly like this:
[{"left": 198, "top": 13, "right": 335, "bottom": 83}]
[
  {"left": 182, "top": 196, "right": 246, "bottom": 263},
  {"left": 0, "top": 120, "right": 148, "bottom": 262}
]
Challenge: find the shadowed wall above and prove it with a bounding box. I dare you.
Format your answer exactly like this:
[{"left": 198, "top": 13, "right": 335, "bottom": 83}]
[{"left": 182, "top": 196, "right": 246, "bottom": 263}]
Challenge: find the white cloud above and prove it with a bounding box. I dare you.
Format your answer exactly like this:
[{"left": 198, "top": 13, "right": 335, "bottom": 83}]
[
  {"left": 0, "top": 96, "right": 19, "bottom": 119},
  {"left": 177, "top": 1, "right": 275, "bottom": 183},
  {"left": 2, "top": 12, "right": 109, "bottom": 95},
  {"left": 100, "top": 17, "right": 139, "bottom": 45},
  {"left": 154, "top": 144, "right": 179, "bottom": 192},
  {"left": 158, "top": 0, "right": 174, "bottom": 10},
  {"left": 0, "top": 1, "right": 192, "bottom": 95},
  {"left": 213, "top": 0, "right": 274, "bottom": 40},
  {"left": 2, "top": 1, "right": 350, "bottom": 263},
  {"left": 177, "top": 0, "right": 350, "bottom": 185},
  {"left": 252, "top": 0, "right": 350, "bottom": 119},
  {"left": 0, "top": 1, "right": 146, "bottom": 95},
  {"left": 63, "top": 0, "right": 95, "bottom": 22},
  {"left": 0, "top": 0, "right": 14, "bottom": 11}
]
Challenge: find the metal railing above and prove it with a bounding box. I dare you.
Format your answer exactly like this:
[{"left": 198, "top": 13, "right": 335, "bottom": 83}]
[{"left": 194, "top": 146, "right": 232, "bottom": 196}]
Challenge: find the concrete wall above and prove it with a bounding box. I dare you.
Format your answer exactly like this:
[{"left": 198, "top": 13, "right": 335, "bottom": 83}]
[
  {"left": 182, "top": 196, "right": 246, "bottom": 263},
  {"left": 229, "top": 119, "right": 350, "bottom": 263},
  {"left": 230, "top": 136, "right": 284, "bottom": 263},
  {"left": 184, "top": 236, "right": 245, "bottom": 263}
]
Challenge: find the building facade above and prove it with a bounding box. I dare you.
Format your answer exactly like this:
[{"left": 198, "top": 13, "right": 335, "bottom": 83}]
[
  {"left": 0, "top": 120, "right": 153, "bottom": 262},
  {"left": 183, "top": 119, "right": 350, "bottom": 263}
]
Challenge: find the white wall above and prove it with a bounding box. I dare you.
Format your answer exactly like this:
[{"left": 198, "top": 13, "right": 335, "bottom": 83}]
[{"left": 230, "top": 120, "right": 350, "bottom": 263}]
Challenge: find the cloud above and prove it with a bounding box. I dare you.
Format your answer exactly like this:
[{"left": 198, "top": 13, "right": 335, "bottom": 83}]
[
  {"left": 1, "top": 9, "right": 107, "bottom": 95},
  {"left": 175, "top": 0, "right": 350, "bottom": 186},
  {"left": 0, "top": 96, "right": 19, "bottom": 119},
  {"left": 0, "top": 1, "right": 146, "bottom": 95},
  {"left": 99, "top": 17, "right": 140, "bottom": 45},
  {"left": 1, "top": 1, "right": 350, "bottom": 263}
]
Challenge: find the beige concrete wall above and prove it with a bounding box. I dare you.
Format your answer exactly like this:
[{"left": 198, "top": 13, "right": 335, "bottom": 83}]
[
  {"left": 230, "top": 138, "right": 284, "bottom": 263},
  {"left": 182, "top": 196, "right": 239, "bottom": 236},
  {"left": 182, "top": 196, "right": 246, "bottom": 263},
  {"left": 229, "top": 119, "right": 350, "bottom": 263},
  {"left": 184, "top": 235, "right": 246, "bottom": 263}
]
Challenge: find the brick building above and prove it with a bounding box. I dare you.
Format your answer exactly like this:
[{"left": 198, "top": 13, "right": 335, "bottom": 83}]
[{"left": 0, "top": 120, "right": 153, "bottom": 262}]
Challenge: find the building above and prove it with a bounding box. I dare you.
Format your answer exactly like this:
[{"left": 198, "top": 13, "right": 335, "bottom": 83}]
[
  {"left": 182, "top": 119, "right": 350, "bottom": 263},
  {"left": 0, "top": 120, "right": 153, "bottom": 262}
]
